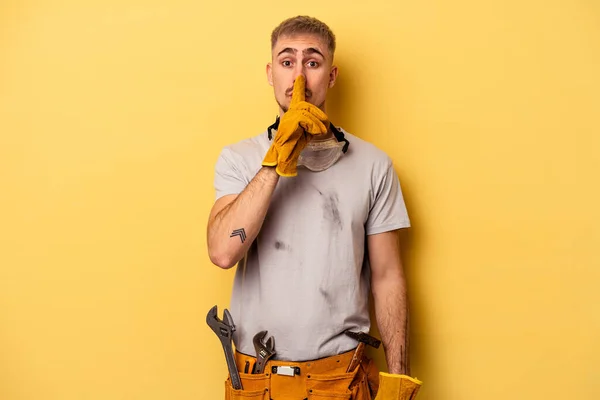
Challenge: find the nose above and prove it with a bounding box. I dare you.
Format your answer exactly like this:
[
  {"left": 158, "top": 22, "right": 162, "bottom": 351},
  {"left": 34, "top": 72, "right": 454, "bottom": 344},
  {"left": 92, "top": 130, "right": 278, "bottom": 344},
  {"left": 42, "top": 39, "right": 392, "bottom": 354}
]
[{"left": 293, "top": 65, "right": 306, "bottom": 83}]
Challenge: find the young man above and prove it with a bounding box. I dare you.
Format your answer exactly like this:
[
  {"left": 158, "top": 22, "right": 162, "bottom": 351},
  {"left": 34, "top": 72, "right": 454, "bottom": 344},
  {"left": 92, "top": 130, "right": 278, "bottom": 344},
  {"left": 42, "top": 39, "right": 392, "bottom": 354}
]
[{"left": 207, "top": 15, "right": 422, "bottom": 399}]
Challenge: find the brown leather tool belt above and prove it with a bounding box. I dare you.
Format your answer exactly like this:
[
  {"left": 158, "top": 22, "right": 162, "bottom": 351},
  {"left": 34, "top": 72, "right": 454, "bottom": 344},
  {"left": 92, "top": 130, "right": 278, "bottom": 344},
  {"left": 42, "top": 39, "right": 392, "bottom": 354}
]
[{"left": 224, "top": 348, "right": 379, "bottom": 400}]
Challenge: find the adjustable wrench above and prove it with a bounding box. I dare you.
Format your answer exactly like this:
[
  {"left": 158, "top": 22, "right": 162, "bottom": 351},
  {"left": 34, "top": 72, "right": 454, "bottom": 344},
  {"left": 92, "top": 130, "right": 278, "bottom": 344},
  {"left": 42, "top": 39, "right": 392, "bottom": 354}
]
[
  {"left": 206, "top": 305, "right": 242, "bottom": 390},
  {"left": 252, "top": 330, "right": 276, "bottom": 374}
]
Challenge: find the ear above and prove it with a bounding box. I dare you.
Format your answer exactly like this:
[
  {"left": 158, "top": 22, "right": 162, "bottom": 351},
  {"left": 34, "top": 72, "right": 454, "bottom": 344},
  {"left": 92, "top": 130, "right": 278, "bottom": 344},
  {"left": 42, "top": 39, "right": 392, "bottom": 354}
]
[
  {"left": 266, "top": 62, "right": 273, "bottom": 86},
  {"left": 328, "top": 65, "right": 339, "bottom": 88}
]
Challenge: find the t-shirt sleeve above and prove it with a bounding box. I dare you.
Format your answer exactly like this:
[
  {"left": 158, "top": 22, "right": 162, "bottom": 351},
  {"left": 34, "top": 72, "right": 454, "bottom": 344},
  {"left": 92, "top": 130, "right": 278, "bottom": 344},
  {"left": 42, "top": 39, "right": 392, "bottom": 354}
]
[
  {"left": 213, "top": 147, "right": 249, "bottom": 200},
  {"left": 366, "top": 160, "right": 411, "bottom": 235}
]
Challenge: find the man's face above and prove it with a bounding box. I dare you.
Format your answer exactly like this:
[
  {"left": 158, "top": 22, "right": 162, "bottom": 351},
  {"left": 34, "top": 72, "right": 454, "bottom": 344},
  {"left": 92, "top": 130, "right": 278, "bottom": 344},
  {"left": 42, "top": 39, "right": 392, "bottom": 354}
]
[{"left": 267, "top": 34, "right": 338, "bottom": 114}]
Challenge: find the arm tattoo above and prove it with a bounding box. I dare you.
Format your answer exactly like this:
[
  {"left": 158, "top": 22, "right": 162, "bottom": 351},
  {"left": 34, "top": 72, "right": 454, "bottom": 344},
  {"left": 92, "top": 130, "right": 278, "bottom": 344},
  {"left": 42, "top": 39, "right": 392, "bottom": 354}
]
[{"left": 230, "top": 228, "right": 247, "bottom": 243}]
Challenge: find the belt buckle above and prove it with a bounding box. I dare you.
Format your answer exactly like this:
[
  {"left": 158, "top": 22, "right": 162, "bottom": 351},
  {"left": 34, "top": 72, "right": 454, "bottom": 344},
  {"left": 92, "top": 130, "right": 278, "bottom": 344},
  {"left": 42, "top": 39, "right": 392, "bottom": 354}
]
[{"left": 272, "top": 366, "right": 301, "bottom": 376}]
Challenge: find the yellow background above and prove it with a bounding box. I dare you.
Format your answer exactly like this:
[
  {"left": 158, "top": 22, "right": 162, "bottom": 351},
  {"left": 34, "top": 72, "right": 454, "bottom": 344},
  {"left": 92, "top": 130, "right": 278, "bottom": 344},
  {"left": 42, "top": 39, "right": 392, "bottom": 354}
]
[{"left": 1, "top": 1, "right": 599, "bottom": 399}]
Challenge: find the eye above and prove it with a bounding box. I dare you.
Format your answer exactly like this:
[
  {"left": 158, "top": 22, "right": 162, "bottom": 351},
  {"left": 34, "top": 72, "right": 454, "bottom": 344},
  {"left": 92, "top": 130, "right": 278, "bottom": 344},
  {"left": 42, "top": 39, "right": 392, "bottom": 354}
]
[
  {"left": 282, "top": 60, "right": 292, "bottom": 67},
  {"left": 307, "top": 61, "right": 319, "bottom": 68}
]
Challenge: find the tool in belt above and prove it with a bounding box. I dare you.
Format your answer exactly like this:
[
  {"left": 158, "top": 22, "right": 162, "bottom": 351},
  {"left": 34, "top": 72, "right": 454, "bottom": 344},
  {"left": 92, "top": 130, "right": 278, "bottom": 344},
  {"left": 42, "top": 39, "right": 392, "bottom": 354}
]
[
  {"left": 345, "top": 330, "right": 381, "bottom": 372},
  {"left": 206, "top": 305, "right": 242, "bottom": 390},
  {"left": 252, "top": 330, "right": 276, "bottom": 373}
]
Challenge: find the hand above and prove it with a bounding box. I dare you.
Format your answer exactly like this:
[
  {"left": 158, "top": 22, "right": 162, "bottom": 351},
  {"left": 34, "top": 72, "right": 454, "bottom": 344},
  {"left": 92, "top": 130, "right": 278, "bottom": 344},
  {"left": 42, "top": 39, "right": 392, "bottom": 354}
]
[
  {"left": 262, "top": 75, "right": 329, "bottom": 176},
  {"left": 374, "top": 372, "right": 422, "bottom": 400}
]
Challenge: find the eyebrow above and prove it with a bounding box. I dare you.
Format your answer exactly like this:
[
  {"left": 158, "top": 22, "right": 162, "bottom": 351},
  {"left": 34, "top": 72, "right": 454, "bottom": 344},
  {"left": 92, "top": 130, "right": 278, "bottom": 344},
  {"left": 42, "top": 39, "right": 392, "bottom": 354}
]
[
  {"left": 303, "top": 48, "right": 325, "bottom": 58},
  {"left": 277, "top": 48, "right": 296, "bottom": 57},
  {"left": 277, "top": 47, "right": 325, "bottom": 59}
]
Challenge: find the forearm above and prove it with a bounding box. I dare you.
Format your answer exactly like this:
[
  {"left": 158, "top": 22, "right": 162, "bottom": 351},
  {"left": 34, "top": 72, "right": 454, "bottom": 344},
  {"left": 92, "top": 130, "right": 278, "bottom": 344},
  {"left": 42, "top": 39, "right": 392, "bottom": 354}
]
[
  {"left": 207, "top": 166, "right": 279, "bottom": 269},
  {"left": 372, "top": 272, "right": 410, "bottom": 375}
]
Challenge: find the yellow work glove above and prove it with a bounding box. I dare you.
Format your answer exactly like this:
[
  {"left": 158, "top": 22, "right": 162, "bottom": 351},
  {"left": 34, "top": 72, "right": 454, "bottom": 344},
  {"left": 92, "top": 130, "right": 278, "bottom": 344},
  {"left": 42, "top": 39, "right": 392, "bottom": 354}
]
[
  {"left": 374, "top": 372, "right": 422, "bottom": 400},
  {"left": 262, "top": 75, "right": 329, "bottom": 177}
]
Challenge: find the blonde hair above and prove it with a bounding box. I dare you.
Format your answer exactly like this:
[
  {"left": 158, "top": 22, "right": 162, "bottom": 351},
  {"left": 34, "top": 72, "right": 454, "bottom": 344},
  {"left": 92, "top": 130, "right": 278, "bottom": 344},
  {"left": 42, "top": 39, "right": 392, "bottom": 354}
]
[{"left": 271, "top": 16, "right": 336, "bottom": 57}]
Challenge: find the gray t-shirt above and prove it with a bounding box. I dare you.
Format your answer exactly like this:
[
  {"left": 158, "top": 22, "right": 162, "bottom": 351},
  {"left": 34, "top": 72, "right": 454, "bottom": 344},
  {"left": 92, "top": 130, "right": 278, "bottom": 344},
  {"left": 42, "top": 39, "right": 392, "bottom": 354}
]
[{"left": 213, "top": 128, "right": 410, "bottom": 361}]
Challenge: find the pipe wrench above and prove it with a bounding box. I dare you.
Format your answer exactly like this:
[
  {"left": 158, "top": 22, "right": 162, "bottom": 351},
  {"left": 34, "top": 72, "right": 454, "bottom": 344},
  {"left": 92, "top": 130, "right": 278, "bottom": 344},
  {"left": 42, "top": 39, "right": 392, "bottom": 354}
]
[{"left": 206, "top": 305, "right": 242, "bottom": 390}]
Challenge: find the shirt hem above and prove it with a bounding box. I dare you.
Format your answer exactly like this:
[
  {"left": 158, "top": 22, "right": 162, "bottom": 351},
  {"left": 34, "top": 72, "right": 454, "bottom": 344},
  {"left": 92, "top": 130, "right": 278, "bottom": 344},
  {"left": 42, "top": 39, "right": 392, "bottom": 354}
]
[{"left": 366, "top": 221, "right": 411, "bottom": 235}]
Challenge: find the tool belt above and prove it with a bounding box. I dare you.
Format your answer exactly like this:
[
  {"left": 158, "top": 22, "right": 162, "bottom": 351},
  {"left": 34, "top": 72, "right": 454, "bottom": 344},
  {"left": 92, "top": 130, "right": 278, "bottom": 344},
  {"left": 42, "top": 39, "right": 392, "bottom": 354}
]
[{"left": 224, "top": 347, "right": 380, "bottom": 400}]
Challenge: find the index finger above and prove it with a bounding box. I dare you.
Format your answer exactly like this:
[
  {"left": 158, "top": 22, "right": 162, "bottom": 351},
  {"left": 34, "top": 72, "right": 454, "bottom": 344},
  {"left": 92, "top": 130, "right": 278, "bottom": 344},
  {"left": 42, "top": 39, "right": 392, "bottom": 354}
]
[{"left": 291, "top": 75, "right": 306, "bottom": 107}]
